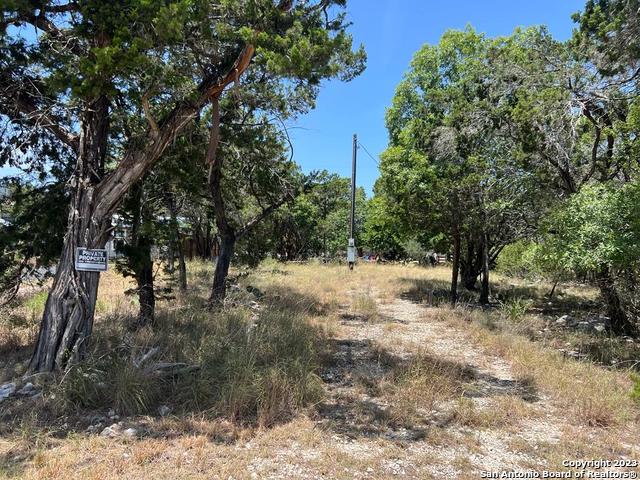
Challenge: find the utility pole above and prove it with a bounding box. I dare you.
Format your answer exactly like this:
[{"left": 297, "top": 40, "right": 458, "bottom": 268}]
[{"left": 347, "top": 134, "right": 357, "bottom": 270}]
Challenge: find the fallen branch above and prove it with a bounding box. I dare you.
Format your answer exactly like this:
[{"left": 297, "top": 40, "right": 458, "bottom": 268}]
[
  {"left": 143, "top": 362, "right": 200, "bottom": 377},
  {"left": 133, "top": 346, "right": 160, "bottom": 369}
]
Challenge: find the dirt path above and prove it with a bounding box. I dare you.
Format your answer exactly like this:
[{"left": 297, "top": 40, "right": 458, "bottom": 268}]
[{"left": 311, "top": 291, "right": 566, "bottom": 478}]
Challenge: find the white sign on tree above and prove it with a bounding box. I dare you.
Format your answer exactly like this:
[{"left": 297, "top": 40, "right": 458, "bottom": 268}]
[{"left": 75, "top": 248, "right": 108, "bottom": 272}]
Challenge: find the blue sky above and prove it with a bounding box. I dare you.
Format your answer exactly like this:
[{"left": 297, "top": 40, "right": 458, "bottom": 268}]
[
  {"left": 1, "top": 1, "right": 585, "bottom": 188},
  {"left": 289, "top": 0, "right": 586, "bottom": 194}
]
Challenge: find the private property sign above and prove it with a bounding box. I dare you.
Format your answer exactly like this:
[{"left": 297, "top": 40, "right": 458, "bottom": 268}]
[{"left": 75, "top": 248, "right": 108, "bottom": 272}]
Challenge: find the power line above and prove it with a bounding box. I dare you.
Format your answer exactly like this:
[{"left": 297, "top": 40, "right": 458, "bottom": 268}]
[{"left": 357, "top": 140, "right": 380, "bottom": 167}]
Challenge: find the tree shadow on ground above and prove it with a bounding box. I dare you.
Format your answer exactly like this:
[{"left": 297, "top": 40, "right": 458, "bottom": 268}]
[
  {"left": 398, "top": 277, "right": 476, "bottom": 305},
  {"left": 315, "top": 337, "right": 540, "bottom": 442},
  {"left": 494, "top": 283, "right": 601, "bottom": 316},
  {"left": 256, "top": 284, "right": 336, "bottom": 317},
  {"left": 400, "top": 276, "right": 603, "bottom": 318}
]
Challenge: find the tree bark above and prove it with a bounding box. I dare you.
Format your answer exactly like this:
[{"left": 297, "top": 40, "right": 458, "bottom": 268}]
[
  {"left": 130, "top": 183, "right": 155, "bottom": 329},
  {"left": 29, "top": 96, "right": 110, "bottom": 372},
  {"left": 204, "top": 96, "right": 302, "bottom": 307},
  {"left": 135, "top": 241, "right": 155, "bottom": 328},
  {"left": 596, "top": 268, "right": 637, "bottom": 336},
  {"left": 166, "top": 192, "right": 187, "bottom": 291},
  {"left": 210, "top": 231, "right": 236, "bottom": 305},
  {"left": 479, "top": 229, "right": 490, "bottom": 305},
  {"left": 461, "top": 235, "right": 482, "bottom": 291},
  {"left": 178, "top": 239, "right": 187, "bottom": 291},
  {"left": 450, "top": 229, "right": 461, "bottom": 305},
  {"left": 167, "top": 242, "right": 175, "bottom": 274}
]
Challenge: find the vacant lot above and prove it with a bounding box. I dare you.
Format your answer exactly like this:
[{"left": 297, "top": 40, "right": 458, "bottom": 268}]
[{"left": 1, "top": 262, "right": 639, "bottom": 479}]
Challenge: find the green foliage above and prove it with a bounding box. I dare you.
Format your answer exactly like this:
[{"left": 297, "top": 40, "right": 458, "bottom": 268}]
[
  {"left": 500, "top": 297, "right": 534, "bottom": 323},
  {"left": 1, "top": 0, "right": 366, "bottom": 306},
  {"left": 373, "top": 26, "right": 545, "bottom": 277},
  {"left": 543, "top": 182, "right": 640, "bottom": 274},
  {"left": 23, "top": 291, "right": 48, "bottom": 320},
  {"left": 268, "top": 171, "right": 368, "bottom": 259},
  {"left": 401, "top": 238, "right": 429, "bottom": 261},
  {"left": 496, "top": 241, "right": 544, "bottom": 279},
  {"left": 363, "top": 196, "right": 404, "bottom": 258},
  {"left": 0, "top": 180, "right": 67, "bottom": 301},
  {"left": 630, "top": 373, "right": 640, "bottom": 403}
]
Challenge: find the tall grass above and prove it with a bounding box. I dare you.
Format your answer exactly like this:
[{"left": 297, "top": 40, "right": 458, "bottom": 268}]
[{"left": 55, "top": 300, "right": 325, "bottom": 425}]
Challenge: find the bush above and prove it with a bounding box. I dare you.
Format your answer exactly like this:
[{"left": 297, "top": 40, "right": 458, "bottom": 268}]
[
  {"left": 495, "top": 240, "right": 543, "bottom": 279},
  {"left": 500, "top": 297, "right": 533, "bottom": 322}
]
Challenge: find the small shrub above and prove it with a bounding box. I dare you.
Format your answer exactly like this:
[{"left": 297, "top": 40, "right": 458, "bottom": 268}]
[
  {"left": 58, "top": 363, "right": 108, "bottom": 410},
  {"left": 500, "top": 297, "right": 533, "bottom": 322},
  {"left": 57, "top": 353, "right": 159, "bottom": 415},
  {"left": 495, "top": 240, "right": 543, "bottom": 279},
  {"left": 111, "top": 358, "right": 158, "bottom": 415},
  {"left": 630, "top": 373, "right": 640, "bottom": 403},
  {"left": 183, "top": 306, "right": 324, "bottom": 426},
  {"left": 24, "top": 291, "right": 48, "bottom": 320}
]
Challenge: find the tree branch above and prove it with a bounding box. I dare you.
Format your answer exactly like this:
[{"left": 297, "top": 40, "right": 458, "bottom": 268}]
[{"left": 0, "top": 72, "right": 79, "bottom": 151}]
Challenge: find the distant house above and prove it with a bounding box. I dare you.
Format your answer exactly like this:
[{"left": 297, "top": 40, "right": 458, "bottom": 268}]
[{"left": 105, "top": 214, "right": 129, "bottom": 258}]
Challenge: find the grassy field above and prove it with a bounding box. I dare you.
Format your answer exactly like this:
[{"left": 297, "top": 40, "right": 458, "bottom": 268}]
[{"left": 1, "top": 261, "right": 639, "bottom": 479}]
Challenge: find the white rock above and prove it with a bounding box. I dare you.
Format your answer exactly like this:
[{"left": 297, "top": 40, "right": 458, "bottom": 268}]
[
  {"left": 555, "top": 316, "right": 567, "bottom": 326},
  {"left": 17, "top": 382, "right": 37, "bottom": 396},
  {"left": 100, "top": 423, "right": 123, "bottom": 438},
  {"left": 0, "top": 383, "right": 16, "bottom": 401},
  {"left": 158, "top": 405, "right": 171, "bottom": 417},
  {"left": 123, "top": 428, "right": 138, "bottom": 438},
  {"left": 594, "top": 324, "right": 606, "bottom": 333}
]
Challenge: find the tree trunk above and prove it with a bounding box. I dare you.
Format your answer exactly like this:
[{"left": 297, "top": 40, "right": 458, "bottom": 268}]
[
  {"left": 127, "top": 181, "right": 155, "bottom": 330},
  {"left": 167, "top": 243, "right": 175, "bottom": 274},
  {"left": 178, "top": 239, "right": 187, "bottom": 291},
  {"left": 479, "top": 230, "right": 490, "bottom": 305},
  {"left": 450, "top": 230, "right": 461, "bottom": 305},
  {"left": 596, "top": 268, "right": 636, "bottom": 336},
  {"left": 29, "top": 96, "right": 110, "bottom": 372},
  {"left": 166, "top": 192, "right": 187, "bottom": 291},
  {"left": 209, "top": 231, "right": 236, "bottom": 306},
  {"left": 204, "top": 96, "right": 300, "bottom": 307},
  {"left": 135, "top": 241, "right": 155, "bottom": 328},
  {"left": 461, "top": 235, "right": 482, "bottom": 291}
]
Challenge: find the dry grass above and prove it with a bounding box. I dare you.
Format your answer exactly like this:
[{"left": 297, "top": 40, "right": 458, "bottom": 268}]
[
  {"left": 430, "top": 304, "right": 638, "bottom": 428},
  {"left": 351, "top": 292, "right": 379, "bottom": 322},
  {"left": 449, "top": 395, "right": 535, "bottom": 429},
  {"left": 381, "top": 351, "right": 473, "bottom": 427},
  {"left": 1, "top": 261, "right": 640, "bottom": 479}
]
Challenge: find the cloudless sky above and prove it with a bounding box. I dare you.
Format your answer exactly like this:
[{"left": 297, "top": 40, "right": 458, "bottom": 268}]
[
  {"left": 1, "top": 0, "right": 586, "bottom": 189},
  {"left": 289, "top": 0, "right": 586, "bottom": 194}
]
